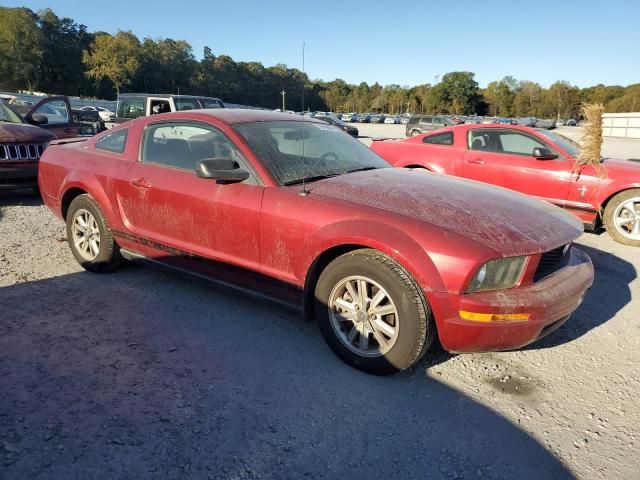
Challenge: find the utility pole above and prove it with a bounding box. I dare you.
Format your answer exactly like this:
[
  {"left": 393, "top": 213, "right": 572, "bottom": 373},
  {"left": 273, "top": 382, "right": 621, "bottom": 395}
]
[{"left": 281, "top": 90, "right": 286, "bottom": 111}]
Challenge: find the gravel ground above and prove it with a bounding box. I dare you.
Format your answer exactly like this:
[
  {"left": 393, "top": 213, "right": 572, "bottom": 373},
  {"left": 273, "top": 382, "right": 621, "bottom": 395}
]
[{"left": 1, "top": 156, "right": 639, "bottom": 478}]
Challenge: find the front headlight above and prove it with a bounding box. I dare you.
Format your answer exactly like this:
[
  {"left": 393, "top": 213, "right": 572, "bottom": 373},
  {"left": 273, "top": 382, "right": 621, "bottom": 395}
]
[{"left": 467, "top": 256, "right": 527, "bottom": 293}]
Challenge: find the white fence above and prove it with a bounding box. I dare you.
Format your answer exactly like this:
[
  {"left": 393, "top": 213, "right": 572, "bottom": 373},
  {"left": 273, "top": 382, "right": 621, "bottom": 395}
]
[{"left": 602, "top": 112, "right": 640, "bottom": 139}]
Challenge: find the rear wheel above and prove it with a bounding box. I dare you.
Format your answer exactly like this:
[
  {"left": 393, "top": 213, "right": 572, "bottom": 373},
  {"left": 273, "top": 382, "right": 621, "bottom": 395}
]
[
  {"left": 66, "top": 194, "right": 125, "bottom": 272},
  {"left": 410, "top": 129, "right": 421, "bottom": 137},
  {"left": 314, "top": 249, "right": 434, "bottom": 375},
  {"left": 603, "top": 189, "right": 640, "bottom": 246}
]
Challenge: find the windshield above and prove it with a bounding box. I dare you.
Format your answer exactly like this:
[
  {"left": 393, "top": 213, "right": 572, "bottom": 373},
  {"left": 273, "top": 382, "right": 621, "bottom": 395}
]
[
  {"left": 537, "top": 130, "right": 581, "bottom": 157},
  {"left": 234, "top": 120, "right": 390, "bottom": 185},
  {"left": 0, "top": 101, "right": 25, "bottom": 124}
]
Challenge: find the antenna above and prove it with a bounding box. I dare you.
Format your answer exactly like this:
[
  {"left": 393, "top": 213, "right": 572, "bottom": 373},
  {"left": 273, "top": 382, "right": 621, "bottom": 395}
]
[{"left": 300, "top": 41, "right": 309, "bottom": 196}]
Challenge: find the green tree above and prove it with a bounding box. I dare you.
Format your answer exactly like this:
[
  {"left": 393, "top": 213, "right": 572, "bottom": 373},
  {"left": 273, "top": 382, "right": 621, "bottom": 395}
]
[
  {"left": 37, "top": 8, "right": 93, "bottom": 95},
  {"left": 0, "top": 7, "right": 42, "bottom": 91},
  {"left": 437, "top": 71, "right": 480, "bottom": 114},
  {"left": 82, "top": 31, "right": 141, "bottom": 94}
]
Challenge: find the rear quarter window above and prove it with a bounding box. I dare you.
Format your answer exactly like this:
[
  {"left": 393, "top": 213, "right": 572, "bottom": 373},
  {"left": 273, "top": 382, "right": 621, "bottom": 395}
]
[
  {"left": 96, "top": 129, "right": 127, "bottom": 153},
  {"left": 423, "top": 132, "right": 454, "bottom": 145}
]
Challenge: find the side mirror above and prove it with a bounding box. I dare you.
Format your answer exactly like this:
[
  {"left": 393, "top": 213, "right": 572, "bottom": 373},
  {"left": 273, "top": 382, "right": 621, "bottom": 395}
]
[
  {"left": 30, "top": 114, "right": 49, "bottom": 125},
  {"left": 196, "top": 158, "right": 250, "bottom": 183},
  {"left": 533, "top": 147, "right": 558, "bottom": 160}
]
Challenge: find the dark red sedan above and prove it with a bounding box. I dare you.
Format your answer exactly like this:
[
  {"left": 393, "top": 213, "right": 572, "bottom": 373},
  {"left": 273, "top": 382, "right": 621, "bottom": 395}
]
[
  {"left": 39, "top": 110, "right": 593, "bottom": 374},
  {"left": 371, "top": 124, "right": 640, "bottom": 246}
]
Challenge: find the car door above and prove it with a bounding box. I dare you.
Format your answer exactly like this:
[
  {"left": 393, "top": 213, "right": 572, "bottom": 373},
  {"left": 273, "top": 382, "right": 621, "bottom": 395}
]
[
  {"left": 25, "top": 97, "right": 78, "bottom": 138},
  {"left": 461, "top": 128, "right": 571, "bottom": 205},
  {"left": 116, "top": 120, "right": 264, "bottom": 286}
]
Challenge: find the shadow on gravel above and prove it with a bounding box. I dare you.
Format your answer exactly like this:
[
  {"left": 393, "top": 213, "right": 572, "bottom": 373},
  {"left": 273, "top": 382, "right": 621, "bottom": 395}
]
[
  {"left": 524, "top": 243, "right": 636, "bottom": 350},
  {"left": 0, "top": 188, "right": 43, "bottom": 211},
  {"left": 0, "top": 268, "right": 575, "bottom": 479}
]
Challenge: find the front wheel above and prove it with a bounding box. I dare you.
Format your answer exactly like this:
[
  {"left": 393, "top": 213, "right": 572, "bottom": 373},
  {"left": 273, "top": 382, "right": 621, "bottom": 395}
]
[
  {"left": 314, "top": 249, "right": 434, "bottom": 375},
  {"left": 603, "top": 189, "right": 640, "bottom": 246},
  {"left": 66, "top": 194, "right": 125, "bottom": 272}
]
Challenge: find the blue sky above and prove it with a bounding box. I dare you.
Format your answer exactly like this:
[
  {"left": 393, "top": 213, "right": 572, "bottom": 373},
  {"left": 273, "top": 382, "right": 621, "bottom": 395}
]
[{"left": 5, "top": 0, "right": 639, "bottom": 88}]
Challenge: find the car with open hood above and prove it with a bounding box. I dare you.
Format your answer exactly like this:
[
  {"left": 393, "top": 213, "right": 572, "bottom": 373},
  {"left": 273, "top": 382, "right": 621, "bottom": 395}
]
[
  {"left": 371, "top": 124, "right": 640, "bottom": 246},
  {"left": 38, "top": 110, "right": 593, "bottom": 374}
]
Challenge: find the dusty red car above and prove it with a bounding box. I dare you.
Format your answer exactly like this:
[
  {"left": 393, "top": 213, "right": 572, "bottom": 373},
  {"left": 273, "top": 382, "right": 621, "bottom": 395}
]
[
  {"left": 39, "top": 110, "right": 593, "bottom": 374},
  {"left": 371, "top": 124, "right": 640, "bottom": 246}
]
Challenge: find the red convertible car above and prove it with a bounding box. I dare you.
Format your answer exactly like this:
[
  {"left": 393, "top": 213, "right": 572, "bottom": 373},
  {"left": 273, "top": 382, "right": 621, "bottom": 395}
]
[
  {"left": 39, "top": 110, "right": 593, "bottom": 374},
  {"left": 371, "top": 124, "right": 640, "bottom": 246}
]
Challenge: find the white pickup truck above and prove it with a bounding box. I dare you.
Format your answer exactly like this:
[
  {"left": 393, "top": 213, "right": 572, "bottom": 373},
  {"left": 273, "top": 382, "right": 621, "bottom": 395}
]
[{"left": 113, "top": 93, "right": 225, "bottom": 124}]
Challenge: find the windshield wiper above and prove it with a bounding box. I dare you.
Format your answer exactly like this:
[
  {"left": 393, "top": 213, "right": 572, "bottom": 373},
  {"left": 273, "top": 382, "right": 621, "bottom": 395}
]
[
  {"left": 283, "top": 173, "right": 342, "bottom": 186},
  {"left": 344, "top": 166, "right": 379, "bottom": 174}
]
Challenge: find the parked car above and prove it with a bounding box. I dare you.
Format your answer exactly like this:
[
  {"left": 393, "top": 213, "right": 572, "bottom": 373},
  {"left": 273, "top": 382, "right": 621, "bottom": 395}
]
[
  {"left": 517, "top": 117, "right": 537, "bottom": 128},
  {"left": 566, "top": 119, "right": 577, "bottom": 126},
  {"left": 114, "top": 93, "right": 225, "bottom": 123},
  {"left": 39, "top": 110, "right": 593, "bottom": 374},
  {"left": 384, "top": 115, "right": 400, "bottom": 124},
  {"left": 357, "top": 113, "right": 371, "bottom": 123},
  {"left": 369, "top": 114, "right": 384, "bottom": 123},
  {"left": 0, "top": 98, "right": 56, "bottom": 192},
  {"left": 405, "top": 115, "right": 455, "bottom": 136},
  {"left": 341, "top": 112, "right": 358, "bottom": 122},
  {"left": 80, "top": 105, "right": 115, "bottom": 122},
  {"left": 12, "top": 96, "right": 96, "bottom": 138},
  {"left": 400, "top": 115, "right": 410, "bottom": 124},
  {"left": 371, "top": 124, "right": 640, "bottom": 246},
  {"left": 535, "top": 118, "right": 556, "bottom": 129},
  {"left": 313, "top": 113, "right": 359, "bottom": 137}
]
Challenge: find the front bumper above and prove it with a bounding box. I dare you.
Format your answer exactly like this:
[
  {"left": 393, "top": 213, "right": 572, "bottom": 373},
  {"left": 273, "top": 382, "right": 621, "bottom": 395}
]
[
  {"left": 429, "top": 247, "right": 594, "bottom": 353},
  {"left": 0, "top": 163, "right": 38, "bottom": 190}
]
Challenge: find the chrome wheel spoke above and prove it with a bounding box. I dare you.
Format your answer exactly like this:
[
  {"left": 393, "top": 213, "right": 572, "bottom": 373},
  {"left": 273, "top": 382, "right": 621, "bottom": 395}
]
[
  {"left": 369, "top": 289, "right": 387, "bottom": 310},
  {"left": 369, "top": 304, "right": 396, "bottom": 316},
  {"left": 633, "top": 221, "right": 640, "bottom": 236},
  {"left": 370, "top": 317, "right": 395, "bottom": 338},
  {"left": 334, "top": 297, "right": 356, "bottom": 313},
  {"left": 621, "top": 200, "right": 637, "bottom": 215},
  {"left": 615, "top": 215, "right": 634, "bottom": 227},
  {"left": 328, "top": 275, "right": 399, "bottom": 358}
]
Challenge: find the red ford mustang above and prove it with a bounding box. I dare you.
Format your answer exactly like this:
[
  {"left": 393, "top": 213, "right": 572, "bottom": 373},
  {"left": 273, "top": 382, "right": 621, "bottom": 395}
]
[
  {"left": 371, "top": 124, "right": 640, "bottom": 246},
  {"left": 39, "top": 110, "right": 593, "bottom": 374}
]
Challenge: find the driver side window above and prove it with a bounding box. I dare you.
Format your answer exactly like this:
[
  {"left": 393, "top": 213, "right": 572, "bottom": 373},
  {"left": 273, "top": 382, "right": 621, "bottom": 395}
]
[
  {"left": 33, "top": 99, "right": 70, "bottom": 124},
  {"left": 499, "top": 132, "right": 546, "bottom": 156},
  {"left": 141, "top": 122, "right": 248, "bottom": 174}
]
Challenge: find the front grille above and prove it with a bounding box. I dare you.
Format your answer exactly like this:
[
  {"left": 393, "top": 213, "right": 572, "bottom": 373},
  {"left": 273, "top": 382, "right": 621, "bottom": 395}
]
[
  {"left": 0, "top": 143, "right": 47, "bottom": 161},
  {"left": 534, "top": 244, "right": 570, "bottom": 282}
]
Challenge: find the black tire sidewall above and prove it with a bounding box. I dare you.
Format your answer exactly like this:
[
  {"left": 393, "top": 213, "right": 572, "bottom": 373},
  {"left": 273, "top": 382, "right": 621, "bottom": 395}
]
[{"left": 315, "top": 251, "right": 430, "bottom": 375}]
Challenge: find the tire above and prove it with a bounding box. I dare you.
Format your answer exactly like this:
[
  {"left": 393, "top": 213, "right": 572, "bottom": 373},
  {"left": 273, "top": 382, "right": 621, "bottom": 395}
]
[
  {"left": 66, "top": 194, "right": 125, "bottom": 272},
  {"left": 410, "top": 129, "right": 421, "bottom": 137},
  {"left": 314, "top": 249, "right": 434, "bottom": 375},
  {"left": 603, "top": 189, "right": 640, "bottom": 246}
]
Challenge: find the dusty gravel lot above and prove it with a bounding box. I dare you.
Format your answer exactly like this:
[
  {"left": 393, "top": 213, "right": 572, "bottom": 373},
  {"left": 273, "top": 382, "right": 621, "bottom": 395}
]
[{"left": 1, "top": 133, "right": 639, "bottom": 479}]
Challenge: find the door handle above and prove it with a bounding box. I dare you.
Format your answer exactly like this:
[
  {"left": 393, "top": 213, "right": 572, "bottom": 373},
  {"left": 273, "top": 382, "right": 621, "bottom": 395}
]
[
  {"left": 467, "top": 158, "right": 485, "bottom": 165},
  {"left": 130, "top": 178, "right": 151, "bottom": 189}
]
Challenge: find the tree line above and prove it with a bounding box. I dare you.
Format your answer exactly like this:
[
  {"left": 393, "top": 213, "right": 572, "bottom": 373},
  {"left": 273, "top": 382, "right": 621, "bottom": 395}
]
[{"left": 1, "top": 6, "right": 639, "bottom": 117}]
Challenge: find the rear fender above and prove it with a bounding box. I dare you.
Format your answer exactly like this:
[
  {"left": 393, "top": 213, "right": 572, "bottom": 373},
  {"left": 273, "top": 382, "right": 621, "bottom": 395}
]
[{"left": 59, "top": 172, "right": 117, "bottom": 224}]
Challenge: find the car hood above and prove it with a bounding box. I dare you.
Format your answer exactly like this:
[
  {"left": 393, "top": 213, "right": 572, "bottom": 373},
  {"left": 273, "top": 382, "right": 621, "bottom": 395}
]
[
  {"left": 601, "top": 157, "right": 640, "bottom": 177},
  {"left": 310, "top": 168, "right": 583, "bottom": 256},
  {"left": 0, "top": 122, "right": 56, "bottom": 143}
]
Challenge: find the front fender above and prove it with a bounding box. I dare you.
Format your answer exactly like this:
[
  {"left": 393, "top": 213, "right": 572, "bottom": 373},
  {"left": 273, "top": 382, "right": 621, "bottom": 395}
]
[{"left": 298, "top": 219, "right": 447, "bottom": 294}]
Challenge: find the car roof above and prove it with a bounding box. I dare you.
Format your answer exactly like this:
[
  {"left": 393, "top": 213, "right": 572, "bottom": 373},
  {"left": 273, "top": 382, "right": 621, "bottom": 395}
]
[
  {"left": 118, "top": 93, "right": 223, "bottom": 101},
  {"left": 137, "top": 108, "right": 325, "bottom": 125}
]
